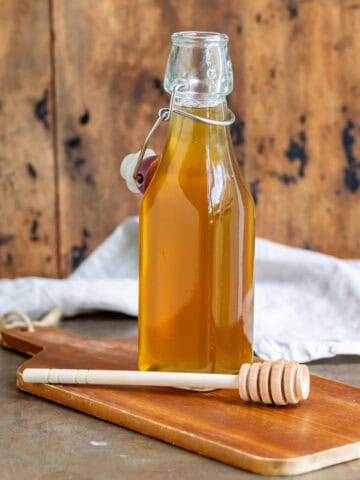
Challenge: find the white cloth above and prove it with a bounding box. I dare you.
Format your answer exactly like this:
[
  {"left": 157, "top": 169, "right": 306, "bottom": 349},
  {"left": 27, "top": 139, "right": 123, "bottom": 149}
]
[{"left": 1, "top": 216, "right": 359, "bottom": 362}]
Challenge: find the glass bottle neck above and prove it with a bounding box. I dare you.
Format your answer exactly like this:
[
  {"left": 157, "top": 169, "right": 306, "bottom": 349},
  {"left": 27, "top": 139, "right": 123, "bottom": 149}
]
[
  {"left": 167, "top": 100, "right": 230, "bottom": 147},
  {"left": 164, "top": 32, "right": 233, "bottom": 104},
  {"left": 174, "top": 93, "right": 228, "bottom": 108}
]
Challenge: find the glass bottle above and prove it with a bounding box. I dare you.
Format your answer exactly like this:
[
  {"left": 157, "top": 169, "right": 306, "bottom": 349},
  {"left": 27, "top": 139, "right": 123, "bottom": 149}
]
[{"left": 138, "top": 31, "right": 255, "bottom": 374}]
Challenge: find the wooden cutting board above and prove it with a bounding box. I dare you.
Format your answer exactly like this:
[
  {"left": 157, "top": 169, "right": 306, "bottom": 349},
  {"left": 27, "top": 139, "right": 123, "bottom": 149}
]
[{"left": 2, "top": 326, "right": 360, "bottom": 476}]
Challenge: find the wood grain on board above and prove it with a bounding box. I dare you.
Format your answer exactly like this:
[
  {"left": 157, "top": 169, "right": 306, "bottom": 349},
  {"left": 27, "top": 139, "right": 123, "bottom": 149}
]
[
  {"left": 0, "top": 0, "right": 359, "bottom": 278},
  {"left": 0, "top": 0, "right": 58, "bottom": 277},
  {"left": 2, "top": 326, "right": 360, "bottom": 476}
]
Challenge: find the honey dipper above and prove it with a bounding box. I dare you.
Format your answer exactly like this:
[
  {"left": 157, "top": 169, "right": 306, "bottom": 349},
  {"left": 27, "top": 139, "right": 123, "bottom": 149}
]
[{"left": 22, "top": 359, "right": 310, "bottom": 406}]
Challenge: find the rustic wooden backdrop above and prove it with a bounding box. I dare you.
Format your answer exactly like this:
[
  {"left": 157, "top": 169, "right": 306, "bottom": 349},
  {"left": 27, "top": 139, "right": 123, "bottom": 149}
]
[{"left": 1, "top": 0, "right": 359, "bottom": 278}]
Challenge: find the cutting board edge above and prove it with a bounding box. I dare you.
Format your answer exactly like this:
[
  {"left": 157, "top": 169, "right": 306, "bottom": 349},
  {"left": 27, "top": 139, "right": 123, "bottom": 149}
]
[{"left": 16, "top": 372, "right": 360, "bottom": 477}]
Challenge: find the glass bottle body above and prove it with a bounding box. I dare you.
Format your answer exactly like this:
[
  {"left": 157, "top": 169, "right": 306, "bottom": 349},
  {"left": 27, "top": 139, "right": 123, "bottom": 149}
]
[{"left": 138, "top": 101, "right": 254, "bottom": 373}]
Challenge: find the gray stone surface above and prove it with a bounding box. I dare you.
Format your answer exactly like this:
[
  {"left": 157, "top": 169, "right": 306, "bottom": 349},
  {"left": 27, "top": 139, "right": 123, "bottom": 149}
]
[{"left": 1, "top": 314, "right": 359, "bottom": 480}]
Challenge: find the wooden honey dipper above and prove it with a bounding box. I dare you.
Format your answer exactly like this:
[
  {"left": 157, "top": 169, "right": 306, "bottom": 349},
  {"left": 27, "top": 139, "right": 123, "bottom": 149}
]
[{"left": 22, "top": 359, "right": 309, "bottom": 406}]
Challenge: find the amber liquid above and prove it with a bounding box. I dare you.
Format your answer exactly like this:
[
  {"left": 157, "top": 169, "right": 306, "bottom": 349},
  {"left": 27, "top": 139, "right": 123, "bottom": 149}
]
[{"left": 138, "top": 102, "right": 255, "bottom": 373}]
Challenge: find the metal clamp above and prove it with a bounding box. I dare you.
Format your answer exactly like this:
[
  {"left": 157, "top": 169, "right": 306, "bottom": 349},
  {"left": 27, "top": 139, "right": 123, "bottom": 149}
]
[{"left": 133, "top": 84, "right": 236, "bottom": 186}]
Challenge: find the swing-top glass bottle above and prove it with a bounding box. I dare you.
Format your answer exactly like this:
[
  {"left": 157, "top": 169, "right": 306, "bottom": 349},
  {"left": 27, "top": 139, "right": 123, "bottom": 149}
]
[{"left": 138, "top": 31, "right": 255, "bottom": 374}]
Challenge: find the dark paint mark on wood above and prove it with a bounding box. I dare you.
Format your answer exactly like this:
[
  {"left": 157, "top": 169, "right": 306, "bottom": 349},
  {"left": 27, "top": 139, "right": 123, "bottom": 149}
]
[
  {"left": 84, "top": 174, "right": 96, "bottom": 187},
  {"left": 30, "top": 219, "right": 39, "bottom": 241},
  {"left": 303, "top": 242, "right": 312, "bottom": 250},
  {"left": 72, "top": 243, "right": 88, "bottom": 269},
  {"left": 236, "top": 25, "right": 242, "bottom": 34},
  {"left": 344, "top": 168, "right": 359, "bottom": 192},
  {"left": 0, "top": 234, "right": 14, "bottom": 246},
  {"left": 270, "top": 68, "right": 276, "bottom": 79},
  {"left": 73, "top": 158, "right": 86, "bottom": 168},
  {"left": 64, "top": 136, "right": 81, "bottom": 153},
  {"left": 284, "top": 131, "right": 308, "bottom": 177},
  {"left": 279, "top": 173, "right": 297, "bottom": 185},
  {"left": 71, "top": 230, "right": 89, "bottom": 270},
  {"left": 342, "top": 120, "right": 356, "bottom": 163},
  {"left": 6, "top": 252, "right": 13, "bottom": 265},
  {"left": 255, "top": 13, "right": 262, "bottom": 23},
  {"left": 82, "top": 228, "right": 91, "bottom": 238},
  {"left": 26, "top": 163, "right": 37, "bottom": 179},
  {"left": 250, "top": 179, "right": 260, "bottom": 205},
  {"left": 287, "top": 2, "right": 298, "bottom": 19},
  {"left": 269, "top": 171, "right": 297, "bottom": 185},
  {"left": 341, "top": 105, "right": 347, "bottom": 113},
  {"left": 34, "top": 89, "right": 49, "bottom": 129},
  {"left": 257, "top": 140, "right": 264, "bottom": 154},
  {"left": 349, "top": 3, "right": 360, "bottom": 9},
  {"left": 230, "top": 116, "right": 245, "bottom": 146},
  {"left": 299, "top": 114, "right": 306, "bottom": 124},
  {"left": 341, "top": 120, "right": 360, "bottom": 192},
  {"left": 45, "top": 255, "right": 52, "bottom": 263},
  {"left": 153, "top": 77, "right": 164, "bottom": 95},
  {"left": 153, "top": 78, "right": 161, "bottom": 90},
  {"left": 79, "top": 110, "right": 90, "bottom": 125}
]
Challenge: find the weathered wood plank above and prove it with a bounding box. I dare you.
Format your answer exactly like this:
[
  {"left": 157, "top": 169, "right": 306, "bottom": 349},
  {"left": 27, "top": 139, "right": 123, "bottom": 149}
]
[
  {"left": 54, "top": 0, "right": 360, "bottom": 271},
  {"left": 51, "top": 0, "right": 246, "bottom": 275},
  {"left": 242, "top": 0, "right": 360, "bottom": 256},
  {"left": 3, "top": 0, "right": 358, "bottom": 279},
  {"left": 0, "top": 0, "right": 58, "bottom": 277}
]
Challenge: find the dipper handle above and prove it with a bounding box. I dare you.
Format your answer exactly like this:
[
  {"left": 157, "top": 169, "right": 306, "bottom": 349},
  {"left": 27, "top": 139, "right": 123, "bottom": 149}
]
[{"left": 22, "top": 359, "right": 310, "bottom": 406}]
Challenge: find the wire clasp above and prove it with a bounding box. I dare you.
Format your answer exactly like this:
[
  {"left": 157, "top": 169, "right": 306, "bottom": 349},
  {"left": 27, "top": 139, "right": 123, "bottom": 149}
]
[{"left": 133, "top": 84, "right": 235, "bottom": 188}]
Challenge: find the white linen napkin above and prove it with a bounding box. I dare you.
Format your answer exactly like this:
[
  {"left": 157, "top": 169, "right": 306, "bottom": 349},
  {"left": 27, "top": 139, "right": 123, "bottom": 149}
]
[{"left": 1, "top": 216, "right": 359, "bottom": 362}]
